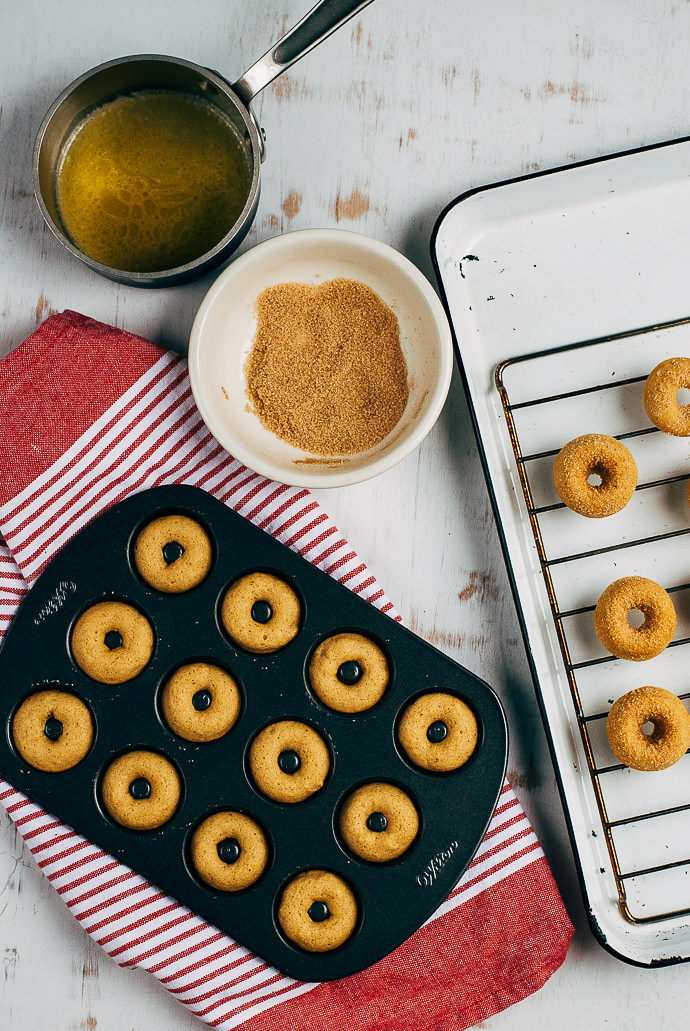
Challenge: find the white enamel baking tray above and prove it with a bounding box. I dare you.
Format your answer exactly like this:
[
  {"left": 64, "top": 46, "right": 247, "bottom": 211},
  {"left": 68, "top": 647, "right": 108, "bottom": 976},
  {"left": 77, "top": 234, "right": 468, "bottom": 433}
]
[{"left": 432, "top": 138, "right": 690, "bottom": 966}]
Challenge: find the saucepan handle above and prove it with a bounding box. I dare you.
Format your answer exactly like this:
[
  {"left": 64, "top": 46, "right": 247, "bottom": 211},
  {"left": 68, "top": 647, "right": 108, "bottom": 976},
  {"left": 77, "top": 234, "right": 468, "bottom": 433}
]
[{"left": 232, "top": 0, "right": 375, "bottom": 106}]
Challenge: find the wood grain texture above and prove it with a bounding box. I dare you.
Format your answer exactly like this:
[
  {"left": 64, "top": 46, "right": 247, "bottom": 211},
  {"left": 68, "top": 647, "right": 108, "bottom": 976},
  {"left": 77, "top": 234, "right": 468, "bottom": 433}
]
[{"left": 2, "top": 0, "right": 690, "bottom": 1026}]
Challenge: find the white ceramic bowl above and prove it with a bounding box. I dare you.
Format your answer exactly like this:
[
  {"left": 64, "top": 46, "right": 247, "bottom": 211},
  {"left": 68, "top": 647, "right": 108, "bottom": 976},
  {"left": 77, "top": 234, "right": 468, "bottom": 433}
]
[{"left": 188, "top": 228, "right": 453, "bottom": 488}]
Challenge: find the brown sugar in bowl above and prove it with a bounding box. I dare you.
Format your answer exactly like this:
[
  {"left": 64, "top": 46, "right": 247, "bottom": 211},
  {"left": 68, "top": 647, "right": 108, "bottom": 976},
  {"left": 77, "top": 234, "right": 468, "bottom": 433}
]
[
  {"left": 188, "top": 229, "right": 453, "bottom": 488},
  {"left": 244, "top": 279, "right": 409, "bottom": 458}
]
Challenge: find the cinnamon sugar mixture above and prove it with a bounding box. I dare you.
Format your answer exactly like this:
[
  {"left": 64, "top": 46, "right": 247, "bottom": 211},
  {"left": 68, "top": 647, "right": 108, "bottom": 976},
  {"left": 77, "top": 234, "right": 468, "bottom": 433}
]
[{"left": 244, "top": 278, "right": 409, "bottom": 456}]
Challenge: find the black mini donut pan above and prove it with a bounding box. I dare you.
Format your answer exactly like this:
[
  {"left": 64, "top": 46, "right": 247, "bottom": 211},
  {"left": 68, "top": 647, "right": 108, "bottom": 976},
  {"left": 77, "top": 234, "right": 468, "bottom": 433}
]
[{"left": 0, "top": 485, "right": 507, "bottom": 982}]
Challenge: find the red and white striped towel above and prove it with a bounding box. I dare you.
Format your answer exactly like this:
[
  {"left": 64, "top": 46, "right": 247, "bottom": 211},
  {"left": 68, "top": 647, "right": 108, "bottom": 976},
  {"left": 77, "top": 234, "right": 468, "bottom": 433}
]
[{"left": 0, "top": 311, "right": 573, "bottom": 1031}]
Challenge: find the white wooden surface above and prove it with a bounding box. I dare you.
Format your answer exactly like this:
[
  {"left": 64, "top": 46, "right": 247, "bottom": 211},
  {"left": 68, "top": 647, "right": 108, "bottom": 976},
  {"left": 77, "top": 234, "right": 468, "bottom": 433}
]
[{"left": 1, "top": 0, "right": 690, "bottom": 1026}]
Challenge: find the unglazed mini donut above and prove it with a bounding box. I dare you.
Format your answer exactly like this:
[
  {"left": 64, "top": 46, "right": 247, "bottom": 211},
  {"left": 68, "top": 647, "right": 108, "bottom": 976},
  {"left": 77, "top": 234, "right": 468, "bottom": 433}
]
[
  {"left": 71, "top": 601, "right": 154, "bottom": 684},
  {"left": 339, "top": 782, "right": 419, "bottom": 862},
  {"left": 397, "top": 692, "right": 478, "bottom": 771},
  {"left": 101, "top": 750, "right": 182, "bottom": 830},
  {"left": 308, "top": 633, "right": 390, "bottom": 713},
  {"left": 552, "top": 434, "right": 637, "bottom": 518},
  {"left": 643, "top": 357, "right": 690, "bottom": 435},
  {"left": 190, "top": 811, "right": 269, "bottom": 891},
  {"left": 607, "top": 686, "right": 690, "bottom": 771},
  {"left": 134, "top": 514, "right": 213, "bottom": 593},
  {"left": 11, "top": 690, "right": 94, "bottom": 772},
  {"left": 594, "top": 577, "right": 676, "bottom": 661},
  {"left": 160, "top": 662, "right": 241, "bottom": 742},
  {"left": 221, "top": 572, "right": 301, "bottom": 653},
  {"left": 248, "top": 721, "right": 330, "bottom": 803},
  {"left": 278, "top": 869, "right": 358, "bottom": 952}
]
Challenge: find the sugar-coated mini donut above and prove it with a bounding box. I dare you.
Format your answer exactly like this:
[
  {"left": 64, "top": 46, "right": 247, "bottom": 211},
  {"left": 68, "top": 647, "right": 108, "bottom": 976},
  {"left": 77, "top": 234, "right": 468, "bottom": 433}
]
[
  {"left": 71, "top": 600, "right": 154, "bottom": 684},
  {"left": 397, "top": 692, "right": 478, "bottom": 772},
  {"left": 101, "top": 750, "right": 182, "bottom": 830},
  {"left": 552, "top": 434, "right": 637, "bottom": 518},
  {"left": 190, "top": 811, "right": 269, "bottom": 891},
  {"left": 606, "top": 686, "right": 690, "bottom": 771},
  {"left": 339, "top": 782, "right": 419, "bottom": 862},
  {"left": 221, "top": 572, "right": 301, "bottom": 653},
  {"left": 160, "top": 662, "right": 241, "bottom": 742},
  {"left": 248, "top": 720, "right": 330, "bottom": 803},
  {"left": 278, "top": 869, "right": 358, "bottom": 952},
  {"left": 134, "top": 514, "right": 213, "bottom": 593},
  {"left": 594, "top": 577, "right": 676, "bottom": 661},
  {"left": 12, "top": 690, "right": 94, "bottom": 772},
  {"left": 308, "top": 633, "right": 389, "bottom": 713},
  {"left": 643, "top": 357, "right": 690, "bottom": 435}
]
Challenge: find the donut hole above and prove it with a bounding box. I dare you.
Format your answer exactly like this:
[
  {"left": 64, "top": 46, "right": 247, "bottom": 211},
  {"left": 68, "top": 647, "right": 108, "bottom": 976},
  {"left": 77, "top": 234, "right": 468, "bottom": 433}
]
[
  {"left": 676, "top": 387, "right": 690, "bottom": 407},
  {"left": 104, "top": 629, "right": 124, "bottom": 650},
  {"left": 192, "top": 689, "right": 212, "bottom": 711},
  {"left": 162, "top": 540, "right": 185, "bottom": 564},
  {"left": 277, "top": 748, "right": 302, "bottom": 774},
  {"left": 627, "top": 608, "right": 646, "bottom": 630},
  {"left": 586, "top": 464, "right": 607, "bottom": 488},
  {"left": 640, "top": 716, "right": 668, "bottom": 744},
  {"left": 250, "top": 599, "right": 273, "bottom": 625},
  {"left": 217, "top": 837, "right": 242, "bottom": 864},
  {"left": 43, "top": 715, "right": 64, "bottom": 741},
  {"left": 129, "top": 776, "right": 152, "bottom": 800}
]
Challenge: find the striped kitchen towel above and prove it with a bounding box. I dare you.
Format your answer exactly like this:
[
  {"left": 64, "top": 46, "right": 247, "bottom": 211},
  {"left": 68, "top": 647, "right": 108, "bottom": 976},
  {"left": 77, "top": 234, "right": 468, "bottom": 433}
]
[{"left": 0, "top": 311, "right": 573, "bottom": 1031}]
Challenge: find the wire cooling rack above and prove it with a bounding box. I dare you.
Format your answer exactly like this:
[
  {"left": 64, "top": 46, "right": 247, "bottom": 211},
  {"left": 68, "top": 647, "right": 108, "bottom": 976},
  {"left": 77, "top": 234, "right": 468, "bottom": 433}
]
[{"left": 496, "top": 317, "right": 690, "bottom": 925}]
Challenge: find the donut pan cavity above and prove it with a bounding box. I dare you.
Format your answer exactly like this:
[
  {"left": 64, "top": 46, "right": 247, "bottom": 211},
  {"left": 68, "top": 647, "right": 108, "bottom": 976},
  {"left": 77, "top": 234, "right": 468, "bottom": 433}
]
[{"left": 0, "top": 485, "right": 507, "bottom": 981}]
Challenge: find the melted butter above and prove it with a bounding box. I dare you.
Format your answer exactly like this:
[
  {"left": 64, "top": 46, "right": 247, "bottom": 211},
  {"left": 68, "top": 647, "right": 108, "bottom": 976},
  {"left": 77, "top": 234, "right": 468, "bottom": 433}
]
[{"left": 56, "top": 90, "right": 252, "bottom": 273}]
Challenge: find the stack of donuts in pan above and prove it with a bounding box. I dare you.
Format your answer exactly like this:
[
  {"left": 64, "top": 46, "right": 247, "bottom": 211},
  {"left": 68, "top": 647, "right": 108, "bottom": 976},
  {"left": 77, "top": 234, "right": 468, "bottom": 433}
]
[{"left": 552, "top": 357, "right": 690, "bottom": 772}]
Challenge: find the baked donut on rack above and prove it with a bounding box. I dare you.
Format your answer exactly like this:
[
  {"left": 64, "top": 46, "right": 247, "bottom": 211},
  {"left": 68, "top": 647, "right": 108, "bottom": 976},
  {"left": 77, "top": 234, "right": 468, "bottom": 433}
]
[
  {"left": 552, "top": 433, "right": 637, "bottom": 518},
  {"left": 594, "top": 576, "right": 676, "bottom": 661},
  {"left": 606, "top": 686, "right": 690, "bottom": 771},
  {"left": 643, "top": 356, "right": 690, "bottom": 436}
]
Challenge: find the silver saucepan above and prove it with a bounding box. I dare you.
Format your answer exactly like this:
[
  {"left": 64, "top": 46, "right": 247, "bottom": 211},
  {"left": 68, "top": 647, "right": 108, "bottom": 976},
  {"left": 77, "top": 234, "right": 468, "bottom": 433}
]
[{"left": 32, "top": 0, "right": 375, "bottom": 287}]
